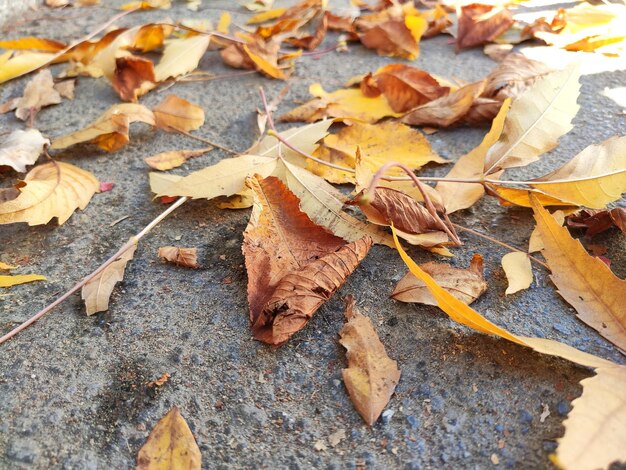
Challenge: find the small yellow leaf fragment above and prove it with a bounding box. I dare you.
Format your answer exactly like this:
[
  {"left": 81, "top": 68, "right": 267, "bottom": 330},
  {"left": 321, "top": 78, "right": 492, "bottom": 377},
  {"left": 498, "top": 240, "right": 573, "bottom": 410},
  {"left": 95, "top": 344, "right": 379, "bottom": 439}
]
[
  {"left": 0, "top": 262, "right": 17, "bottom": 270},
  {"left": 501, "top": 252, "right": 532, "bottom": 295},
  {"left": 0, "top": 274, "right": 46, "bottom": 288},
  {"left": 135, "top": 406, "right": 201, "bottom": 470},
  {"left": 144, "top": 148, "right": 212, "bottom": 171}
]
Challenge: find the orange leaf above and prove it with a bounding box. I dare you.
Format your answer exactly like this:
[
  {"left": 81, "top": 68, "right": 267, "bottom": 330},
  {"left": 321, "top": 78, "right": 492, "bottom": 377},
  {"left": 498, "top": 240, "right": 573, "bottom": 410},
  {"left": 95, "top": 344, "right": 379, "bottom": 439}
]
[
  {"left": 153, "top": 95, "right": 204, "bottom": 133},
  {"left": 112, "top": 55, "right": 155, "bottom": 102},
  {"left": 456, "top": 4, "right": 514, "bottom": 50}
]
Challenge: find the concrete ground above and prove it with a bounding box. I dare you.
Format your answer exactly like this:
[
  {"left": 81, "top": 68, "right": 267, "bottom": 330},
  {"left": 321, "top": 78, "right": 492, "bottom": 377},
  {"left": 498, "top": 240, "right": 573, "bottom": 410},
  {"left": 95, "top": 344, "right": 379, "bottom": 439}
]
[{"left": 1, "top": 1, "right": 625, "bottom": 469}]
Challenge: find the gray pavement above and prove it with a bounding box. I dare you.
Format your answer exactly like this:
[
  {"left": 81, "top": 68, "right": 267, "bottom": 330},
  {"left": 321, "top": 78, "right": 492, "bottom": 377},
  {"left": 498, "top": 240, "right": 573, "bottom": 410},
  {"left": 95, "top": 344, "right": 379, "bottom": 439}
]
[{"left": 1, "top": 1, "right": 625, "bottom": 469}]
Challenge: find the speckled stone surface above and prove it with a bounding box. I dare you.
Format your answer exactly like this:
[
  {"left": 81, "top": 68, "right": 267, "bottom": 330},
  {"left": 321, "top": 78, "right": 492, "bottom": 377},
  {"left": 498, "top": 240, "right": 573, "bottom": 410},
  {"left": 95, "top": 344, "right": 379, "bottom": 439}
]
[{"left": 1, "top": 1, "right": 625, "bottom": 469}]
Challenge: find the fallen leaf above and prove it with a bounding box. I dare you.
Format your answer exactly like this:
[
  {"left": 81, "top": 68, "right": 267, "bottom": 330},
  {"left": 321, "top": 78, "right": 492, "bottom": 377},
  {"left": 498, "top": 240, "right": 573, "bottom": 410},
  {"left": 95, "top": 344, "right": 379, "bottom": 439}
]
[
  {"left": 54, "top": 79, "right": 75, "bottom": 99},
  {"left": 566, "top": 208, "right": 626, "bottom": 237},
  {"left": 0, "top": 274, "right": 47, "bottom": 288},
  {"left": 135, "top": 406, "right": 201, "bottom": 470},
  {"left": 217, "top": 190, "right": 254, "bottom": 210},
  {"left": 392, "top": 254, "right": 487, "bottom": 305},
  {"left": 0, "top": 263, "right": 16, "bottom": 270},
  {"left": 82, "top": 243, "right": 136, "bottom": 315},
  {"left": 328, "top": 429, "right": 346, "bottom": 447},
  {"left": 0, "top": 52, "right": 57, "bottom": 84},
  {"left": 456, "top": 3, "right": 514, "bottom": 50},
  {"left": 14, "top": 69, "right": 62, "bottom": 123},
  {"left": 339, "top": 295, "right": 400, "bottom": 426},
  {"left": 147, "top": 372, "right": 170, "bottom": 388},
  {"left": 0, "top": 37, "right": 67, "bottom": 52},
  {"left": 482, "top": 53, "right": 553, "bottom": 101},
  {"left": 483, "top": 64, "right": 581, "bottom": 174},
  {"left": 50, "top": 103, "right": 155, "bottom": 151},
  {"left": 153, "top": 95, "right": 205, "bottom": 133},
  {"left": 0, "top": 129, "right": 49, "bottom": 172},
  {"left": 435, "top": 99, "right": 510, "bottom": 213},
  {"left": 221, "top": 36, "right": 291, "bottom": 80},
  {"left": 112, "top": 55, "right": 156, "bottom": 102},
  {"left": 530, "top": 194, "right": 626, "bottom": 353},
  {"left": 529, "top": 210, "right": 565, "bottom": 253},
  {"left": 244, "top": 175, "right": 372, "bottom": 345},
  {"left": 158, "top": 246, "right": 199, "bottom": 268},
  {"left": 359, "top": 14, "right": 427, "bottom": 60},
  {"left": 501, "top": 252, "right": 532, "bottom": 295},
  {"left": 153, "top": 35, "right": 211, "bottom": 82},
  {"left": 144, "top": 148, "right": 212, "bottom": 171},
  {"left": 0, "top": 162, "right": 99, "bottom": 225}
]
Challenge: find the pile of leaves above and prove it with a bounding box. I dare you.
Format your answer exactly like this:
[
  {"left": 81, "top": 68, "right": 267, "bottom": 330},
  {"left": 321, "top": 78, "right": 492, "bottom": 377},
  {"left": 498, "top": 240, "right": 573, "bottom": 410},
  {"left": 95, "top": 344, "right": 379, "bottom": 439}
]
[{"left": 1, "top": 1, "right": 625, "bottom": 469}]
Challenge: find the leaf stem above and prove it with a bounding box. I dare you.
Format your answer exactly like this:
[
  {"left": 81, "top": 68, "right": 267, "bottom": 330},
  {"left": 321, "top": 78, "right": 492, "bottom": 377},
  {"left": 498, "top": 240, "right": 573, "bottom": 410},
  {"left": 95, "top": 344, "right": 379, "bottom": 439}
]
[
  {"left": 0, "top": 197, "right": 188, "bottom": 346},
  {"left": 452, "top": 223, "right": 550, "bottom": 270},
  {"left": 171, "top": 128, "right": 239, "bottom": 155}
]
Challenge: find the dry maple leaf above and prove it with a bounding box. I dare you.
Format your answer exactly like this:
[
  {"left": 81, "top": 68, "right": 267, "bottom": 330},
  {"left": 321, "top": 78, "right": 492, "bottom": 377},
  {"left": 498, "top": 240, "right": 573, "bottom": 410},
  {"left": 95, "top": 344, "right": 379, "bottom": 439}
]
[
  {"left": 339, "top": 295, "right": 401, "bottom": 426},
  {"left": 112, "top": 55, "right": 156, "bottom": 102},
  {"left": 244, "top": 175, "right": 372, "bottom": 345},
  {"left": 158, "top": 246, "right": 199, "bottom": 268},
  {"left": 153, "top": 95, "right": 205, "bottom": 133},
  {"left": 392, "top": 254, "right": 487, "bottom": 305},
  {"left": 530, "top": 195, "right": 626, "bottom": 353},
  {"left": 456, "top": 3, "right": 514, "bottom": 50},
  {"left": 0, "top": 161, "right": 99, "bottom": 225},
  {"left": 51, "top": 103, "right": 155, "bottom": 152},
  {"left": 82, "top": 243, "right": 137, "bottom": 315},
  {"left": 135, "top": 406, "right": 201, "bottom": 470},
  {"left": 501, "top": 252, "right": 532, "bottom": 295},
  {"left": 0, "top": 129, "right": 49, "bottom": 172}
]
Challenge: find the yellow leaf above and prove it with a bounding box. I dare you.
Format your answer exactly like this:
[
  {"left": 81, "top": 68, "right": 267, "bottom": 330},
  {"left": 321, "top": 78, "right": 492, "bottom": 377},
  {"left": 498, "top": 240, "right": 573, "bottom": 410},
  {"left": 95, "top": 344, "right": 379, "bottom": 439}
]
[
  {"left": 501, "top": 252, "right": 532, "bottom": 295},
  {"left": 483, "top": 64, "right": 581, "bottom": 174},
  {"left": 0, "top": 263, "right": 17, "bottom": 270},
  {"left": 135, "top": 406, "right": 201, "bottom": 470},
  {"left": 530, "top": 194, "right": 626, "bottom": 353},
  {"left": 154, "top": 35, "right": 211, "bottom": 82},
  {"left": 0, "top": 162, "right": 99, "bottom": 226},
  {"left": 391, "top": 226, "right": 614, "bottom": 369},
  {"left": 529, "top": 136, "right": 626, "bottom": 209},
  {"left": 0, "top": 274, "right": 46, "bottom": 288},
  {"left": 144, "top": 148, "right": 212, "bottom": 171},
  {"left": 51, "top": 103, "right": 155, "bottom": 152},
  {"left": 246, "top": 7, "right": 287, "bottom": 24},
  {"left": 340, "top": 296, "right": 401, "bottom": 426},
  {"left": 217, "top": 11, "right": 231, "bottom": 34},
  {"left": 217, "top": 189, "right": 254, "bottom": 209},
  {"left": 486, "top": 184, "right": 577, "bottom": 208},
  {"left": 555, "top": 365, "right": 626, "bottom": 470},
  {"left": 243, "top": 43, "right": 286, "bottom": 80},
  {"left": 0, "top": 52, "right": 56, "bottom": 84},
  {"left": 0, "top": 37, "right": 67, "bottom": 52},
  {"left": 153, "top": 95, "right": 205, "bottom": 132},
  {"left": 435, "top": 99, "right": 510, "bottom": 213},
  {"left": 82, "top": 243, "right": 136, "bottom": 315}
]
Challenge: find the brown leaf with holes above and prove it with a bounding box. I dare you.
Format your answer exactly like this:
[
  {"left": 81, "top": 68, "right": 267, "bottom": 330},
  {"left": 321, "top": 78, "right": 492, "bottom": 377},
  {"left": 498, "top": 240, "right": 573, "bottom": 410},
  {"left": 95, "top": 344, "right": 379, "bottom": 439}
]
[
  {"left": 456, "top": 4, "right": 514, "bottom": 50},
  {"left": 158, "top": 246, "right": 200, "bottom": 268},
  {"left": 153, "top": 95, "right": 204, "bottom": 133},
  {"left": 392, "top": 254, "right": 487, "bottom": 306},
  {"left": 243, "top": 175, "right": 372, "bottom": 345},
  {"left": 340, "top": 295, "right": 400, "bottom": 426},
  {"left": 112, "top": 55, "right": 156, "bottom": 102}
]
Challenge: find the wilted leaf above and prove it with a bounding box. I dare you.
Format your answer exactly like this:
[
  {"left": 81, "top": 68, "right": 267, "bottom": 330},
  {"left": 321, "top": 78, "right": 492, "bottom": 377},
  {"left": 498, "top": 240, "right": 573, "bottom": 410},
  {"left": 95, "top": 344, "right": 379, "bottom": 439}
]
[
  {"left": 51, "top": 103, "right": 155, "bottom": 151},
  {"left": 339, "top": 295, "right": 401, "bottom": 426},
  {"left": 13, "top": 69, "right": 62, "bottom": 123},
  {"left": 112, "top": 55, "right": 155, "bottom": 102},
  {"left": 456, "top": 3, "right": 514, "bottom": 50},
  {"left": 392, "top": 254, "right": 487, "bottom": 305},
  {"left": 0, "top": 274, "right": 47, "bottom": 288},
  {"left": 153, "top": 95, "right": 205, "bottom": 133},
  {"left": 501, "top": 252, "right": 532, "bottom": 295},
  {"left": 359, "top": 14, "right": 427, "bottom": 60},
  {"left": 566, "top": 208, "right": 626, "bottom": 238},
  {"left": 0, "top": 129, "right": 49, "bottom": 172},
  {"left": 135, "top": 406, "right": 201, "bottom": 470},
  {"left": 144, "top": 148, "right": 212, "bottom": 171},
  {"left": 435, "top": 99, "right": 510, "bottom": 213},
  {"left": 0, "top": 162, "right": 99, "bottom": 225},
  {"left": 82, "top": 243, "right": 136, "bottom": 315},
  {"left": 482, "top": 53, "right": 553, "bottom": 101},
  {"left": 402, "top": 80, "right": 485, "bottom": 127},
  {"left": 483, "top": 64, "right": 580, "bottom": 174},
  {"left": 530, "top": 195, "right": 626, "bottom": 353},
  {"left": 244, "top": 175, "right": 372, "bottom": 345},
  {"left": 153, "top": 35, "right": 211, "bottom": 82},
  {"left": 158, "top": 246, "right": 199, "bottom": 268}
]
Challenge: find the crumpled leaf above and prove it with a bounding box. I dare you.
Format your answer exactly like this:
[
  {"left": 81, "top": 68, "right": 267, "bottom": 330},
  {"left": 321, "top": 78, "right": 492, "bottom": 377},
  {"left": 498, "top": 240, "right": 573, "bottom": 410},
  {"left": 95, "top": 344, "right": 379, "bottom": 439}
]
[
  {"left": 566, "top": 208, "right": 626, "bottom": 238},
  {"left": 456, "top": 3, "right": 514, "bottom": 50},
  {"left": 244, "top": 175, "right": 372, "bottom": 345},
  {"left": 82, "top": 243, "right": 136, "bottom": 315},
  {"left": 13, "top": 69, "right": 61, "bottom": 122},
  {"left": 339, "top": 295, "right": 401, "bottom": 426},
  {"left": 501, "top": 251, "right": 532, "bottom": 295},
  {"left": 221, "top": 35, "right": 293, "bottom": 80},
  {"left": 435, "top": 99, "right": 510, "bottom": 213},
  {"left": 392, "top": 254, "right": 486, "bottom": 305},
  {"left": 358, "top": 13, "right": 427, "bottom": 60},
  {"left": 280, "top": 83, "right": 400, "bottom": 123},
  {"left": 483, "top": 64, "right": 580, "bottom": 174},
  {"left": 158, "top": 246, "right": 199, "bottom": 268},
  {"left": 482, "top": 53, "right": 553, "bottom": 101},
  {"left": 309, "top": 121, "right": 446, "bottom": 184},
  {"left": 112, "top": 55, "right": 156, "bottom": 102},
  {"left": 135, "top": 406, "right": 201, "bottom": 470},
  {"left": 153, "top": 95, "right": 205, "bottom": 133},
  {"left": 401, "top": 80, "right": 485, "bottom": 127},
  {"left": 50, "top": 103, "right": 155, "bottom": 151},
  {"left": 153, "top": 35, "right": 211, "bottom": 82},
  {"left": 0, "top": 162, "right": 99, "bottom": 226},
  {"left": 144, "top": 147, "right": 212, "bottom": 171},
  {"left": 530, "top": 195, "right": 626, "bottom": 353},
  {"left": 0, "top": 129, "right": 49, "bottom": 172}
]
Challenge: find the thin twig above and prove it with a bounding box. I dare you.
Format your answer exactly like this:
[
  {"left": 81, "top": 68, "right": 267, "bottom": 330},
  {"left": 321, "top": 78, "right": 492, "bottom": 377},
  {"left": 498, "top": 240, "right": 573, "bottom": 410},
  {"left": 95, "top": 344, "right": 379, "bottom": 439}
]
[
  {"left": 170, "top": 128, "right": 239, "bottom": 155},
  {"left": 0, "top": 197, "right": 188, "bottom": 346},
  {"left": 453, "top": 223, "right": 550, "bottom": 270}
]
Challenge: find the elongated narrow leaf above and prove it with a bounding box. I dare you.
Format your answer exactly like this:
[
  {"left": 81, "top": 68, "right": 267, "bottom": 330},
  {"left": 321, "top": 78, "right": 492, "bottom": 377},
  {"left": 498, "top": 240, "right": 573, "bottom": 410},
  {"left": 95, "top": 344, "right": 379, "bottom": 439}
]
[
  {"left": 0, "top": 274, "right": 46, "bottom": 288},
  {"left": 530, "top": 195, "right": 626, "bottom": 352}
]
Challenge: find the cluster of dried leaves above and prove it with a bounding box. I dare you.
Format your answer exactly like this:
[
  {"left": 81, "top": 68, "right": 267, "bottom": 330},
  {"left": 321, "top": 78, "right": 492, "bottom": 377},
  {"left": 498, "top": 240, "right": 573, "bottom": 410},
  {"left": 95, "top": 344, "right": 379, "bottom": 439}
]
[{"left": 1, "top": 1, "right": 625, "bottom": 469}]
